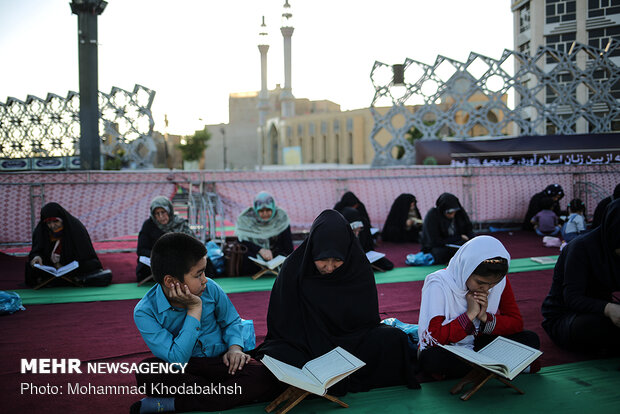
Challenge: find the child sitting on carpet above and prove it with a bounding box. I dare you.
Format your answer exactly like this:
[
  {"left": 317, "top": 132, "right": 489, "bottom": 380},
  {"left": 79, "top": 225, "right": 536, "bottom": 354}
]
[
  {"left": 561, "top": 198, "right": 587, "bottom": 242},
  {"left": 132, "top": 233, "right": 279, "bottom": 413},
  {"left": 417, "top": 236, "right": 540, "bottom": 380},
  {"left": 531, "top": 197, "right": 561, "bottom": 237}
]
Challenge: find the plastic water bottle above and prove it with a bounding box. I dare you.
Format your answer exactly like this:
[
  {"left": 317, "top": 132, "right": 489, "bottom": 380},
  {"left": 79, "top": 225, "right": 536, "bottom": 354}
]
[{"left": 206, "top": 241, "right": 225, "bottom": 275}]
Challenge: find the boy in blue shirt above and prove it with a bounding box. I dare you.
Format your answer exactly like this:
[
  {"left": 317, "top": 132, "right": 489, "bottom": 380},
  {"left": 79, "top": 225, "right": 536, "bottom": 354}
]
[{"left": 132, "top": 233, "right": 278, "bottom": 413}]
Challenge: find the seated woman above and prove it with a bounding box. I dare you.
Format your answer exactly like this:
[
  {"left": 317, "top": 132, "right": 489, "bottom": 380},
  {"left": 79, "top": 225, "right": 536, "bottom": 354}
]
[
  {"left": 252, "top": 210, "right": 418, "bottom": 394},
  {"left": 523, "top": 184, "right": 565, "bottom": 231},
  {"left": 591, "top": 183, "right": 619, "bottom": 229},
  {"left": 136, "top": 196, "right": 193, "bottom": 282},
  {"left": 421, "top": 193, "right": 475, "bottom": 264},
  {"left": 382, "top": 193, "right": 422, "bottom": 243},
  {"left": 334, "top": 191, "right": 375, "bottom": 251},
  {"left": 235, "top": 191, "right": 293, "bottom": 276},
  {"left": 417, "top": 236, "right": 540, "bottom": 380},
  {"left": 541, "top": 199, "right": 620, "bottom": 355},
  {"left": 25, "top": 202, "right": 111, "bottom": 288},
  {"left": 341, "top": 207, "right": 394, "bottom": 271}
]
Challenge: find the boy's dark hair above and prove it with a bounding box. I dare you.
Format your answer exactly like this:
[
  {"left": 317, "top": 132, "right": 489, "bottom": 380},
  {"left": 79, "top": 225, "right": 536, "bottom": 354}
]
[
  {"left": 568, "top": 198, "right": 585, "bottom": 213},
  {"left": 540, "top": 196, "right": 554, "bottom": 210},
  {"left": 151, "top": 233, "right": 206, "bottom": 284},
  {"left": 473, "top": 256, "right": 509, "bottom": 278}
]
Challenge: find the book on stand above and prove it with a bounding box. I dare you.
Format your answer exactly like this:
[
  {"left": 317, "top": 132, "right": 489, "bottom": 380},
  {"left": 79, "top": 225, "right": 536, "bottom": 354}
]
[
  {"left": 261, "top": 347, "right": 365, "bottom": 396},
  {"left": 365, "top": 250, "right": 386, "bottom": 264},
  {"left": 34, "top": 260, "right": 79, "bottom": 277},
  {"left": 439, "top": 336, "right": 542, "bottom": 381},
  {"left": 530, "top": 256, "right": 557, "bottom": 265},
  {"left": 249, "top": 255, "right": 286, "bottom": 270}
]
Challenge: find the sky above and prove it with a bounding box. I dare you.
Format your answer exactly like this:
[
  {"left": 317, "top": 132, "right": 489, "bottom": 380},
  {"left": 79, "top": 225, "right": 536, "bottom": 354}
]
[{"left": 0, "top": 0, "right": 514, "bottom": 135}]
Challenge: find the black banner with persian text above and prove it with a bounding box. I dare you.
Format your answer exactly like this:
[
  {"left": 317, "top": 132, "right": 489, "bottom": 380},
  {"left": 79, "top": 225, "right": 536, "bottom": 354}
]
[{"left": 415, "top": 133, "right": 620, "bottom": 166}]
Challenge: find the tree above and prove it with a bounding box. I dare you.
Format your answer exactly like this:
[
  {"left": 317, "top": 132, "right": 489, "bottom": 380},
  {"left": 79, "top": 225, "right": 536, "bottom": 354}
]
[
  {"left": 177, "top": 127, "right": 211, "bottom": 162},
  {"left": 394, "top": 120, "right": 437, "bottom": 160}
]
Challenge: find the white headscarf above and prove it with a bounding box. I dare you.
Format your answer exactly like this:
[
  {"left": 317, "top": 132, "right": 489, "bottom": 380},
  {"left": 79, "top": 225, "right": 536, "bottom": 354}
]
[{"left": 418, "top": 235, "right": 510, "bottom": 351}]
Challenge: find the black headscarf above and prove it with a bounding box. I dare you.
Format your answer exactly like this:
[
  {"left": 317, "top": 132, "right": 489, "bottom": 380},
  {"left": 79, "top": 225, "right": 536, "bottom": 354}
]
[
  {"left": 421, "top": 193, "right": 474, "bottom": 252},
  {"left": 29, "top": 202, "right": 101, "bottom": 269},
  {"left": 253, "top": 209, "right": 417, "bottom": 392},
  {"left": 255, "top": 209, "right": 380, "bottom": 366},
  {"left": 334, "top": 192, "right": 374, "bottom": 250},
  {"left": 334, "top": 191, "right": 371, "bottom": 227},
  {"left": 542, "top": 199, "right": 620, "bottom": 324},
  {"left": 382, "top": 193, "right": 421, "bottom": 243}
]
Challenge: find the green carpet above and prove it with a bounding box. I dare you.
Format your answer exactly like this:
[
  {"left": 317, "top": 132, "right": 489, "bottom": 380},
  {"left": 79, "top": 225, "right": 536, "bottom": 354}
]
[
  {"left": 10, "top": 257, "right": 558, "bottom": 305},
  {"left": 221, "top": 358, "right": 620, "bottom": 414}
]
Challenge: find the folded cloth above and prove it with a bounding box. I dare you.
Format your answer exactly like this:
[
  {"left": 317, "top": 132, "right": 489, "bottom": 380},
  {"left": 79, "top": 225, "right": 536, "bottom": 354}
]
[{"left": 543, "top": 236, "right": 562, "bottom": 248}]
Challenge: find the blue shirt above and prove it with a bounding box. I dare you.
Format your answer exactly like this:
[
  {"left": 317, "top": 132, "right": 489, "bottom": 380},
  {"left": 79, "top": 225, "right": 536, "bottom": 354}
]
[{"left": 133, "top": 279, "right": 244, "bottom": 364}]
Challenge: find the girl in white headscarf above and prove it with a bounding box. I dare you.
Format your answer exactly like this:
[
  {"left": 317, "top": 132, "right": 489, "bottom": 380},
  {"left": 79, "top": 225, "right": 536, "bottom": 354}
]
[{"left": 417, "top": 236, "right": 539, "bottom": 379}]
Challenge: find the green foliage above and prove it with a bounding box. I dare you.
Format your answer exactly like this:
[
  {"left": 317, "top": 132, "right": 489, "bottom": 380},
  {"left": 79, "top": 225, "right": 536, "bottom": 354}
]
[
  {"left": 177, "top": 128, "right": 211, "bottom": 161},
  {"left": 103, "top": 148, "right": 125, "bottom": 170},
  {"left": 422, "top": 156, "right": 438, "bottom": 165},
  {"left": 394, "top": 120, "right": 438, "bottom": 160}
]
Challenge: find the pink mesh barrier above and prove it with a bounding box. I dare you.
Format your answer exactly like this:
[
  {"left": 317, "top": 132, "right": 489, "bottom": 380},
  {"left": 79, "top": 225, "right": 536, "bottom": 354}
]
[{"left": 1, "top": 165, "right": 617, "bottom": 244}]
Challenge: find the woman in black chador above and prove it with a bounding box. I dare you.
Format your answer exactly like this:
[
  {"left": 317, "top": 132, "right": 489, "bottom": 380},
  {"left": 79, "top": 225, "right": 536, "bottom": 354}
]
[
  {"left": 382, "top": 193, "right": 422, "bottom": 243},
  {"left": 541, "top": 198, "right": 620, "bottom": 354},
  {"left": 421, "top": 193, "right": 475, "bottom": 264},
  {"left": 252, "top": 210, "right": 419, "bottom": 395},
  {"left": 591, "top": 183, "right": 620, "bottom": 229},
  {"left": 26, "top": 202, "right": 108, "bottom": 287},
  {"left": 523, "top": 184, "right": 565, "bottom": 231}
]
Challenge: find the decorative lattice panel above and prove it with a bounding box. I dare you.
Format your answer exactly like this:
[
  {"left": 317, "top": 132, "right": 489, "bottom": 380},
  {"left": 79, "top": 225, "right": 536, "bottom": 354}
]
[
  {"left": 369, "top": 41, "right": 620, "bottom": 166},
  {"left": 0, "top": 84, "right": 156, "bottom": 167}
]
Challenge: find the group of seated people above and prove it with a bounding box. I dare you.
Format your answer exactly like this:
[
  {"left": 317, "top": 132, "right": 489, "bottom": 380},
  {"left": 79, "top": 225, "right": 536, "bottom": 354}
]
[
  {"left": 523, "top": 183, "right": 620, "bottom": 243},
  {"left": 24, "top": 187, "right": 619, "bottom": 413},
  {"left": 131, "top": 198, "right": 620, "bottom": 413},
  {"left": 28, "top": 181, "right": 617, "bottom": 288}
]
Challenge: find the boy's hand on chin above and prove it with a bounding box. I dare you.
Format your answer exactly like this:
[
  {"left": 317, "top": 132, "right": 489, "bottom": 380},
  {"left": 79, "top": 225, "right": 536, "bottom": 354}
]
[{"left": 169, "top": 283, "right": 202, "bottom": 308}]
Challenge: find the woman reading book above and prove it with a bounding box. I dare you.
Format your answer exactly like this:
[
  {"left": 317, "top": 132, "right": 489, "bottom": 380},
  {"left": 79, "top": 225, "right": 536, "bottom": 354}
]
[
  {"left": 382, "top": 193, "right": 423, "bottom": 243},
  {"left": 136, "top": 196, "right": 193, "bottom": 282},
  {"left": 234, "top": 191, "right": 293, "bottom": 276},
  {"left": 541, "top": 199, "right": 620, "bottom": 355},
  {"left": 253, "top": 209, "right": 419, "bottom": 394},
  {"left": 417, "top": 235, "right": 540, "bottom": 380},
  {"left": 420, "top": 193, "right": 475, "bottom": 264},
  {"left": 25, "top": 202, "right": 110, "bottom": 287}
]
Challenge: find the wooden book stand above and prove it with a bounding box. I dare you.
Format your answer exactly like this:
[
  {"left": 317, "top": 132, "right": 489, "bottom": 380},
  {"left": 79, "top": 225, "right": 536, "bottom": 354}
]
[
  {"left": 251, "top": 264, "right": 281, "bottom": 280},
  {"left": 265, "top": 385, "right": 348, "bottom": 414},
  {"left": 34, "top": 274, "right": 81, "bottom": 290},
  {"left": 137, "top": 274, "right": 154, "bottom": 286},
  {"left": 371, "top": 264, "right": 386, "bottom": 272},
  {"left": 450, "top": 365, "right": 524, "bottom": 401}
]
